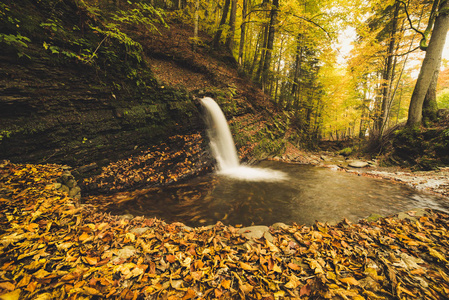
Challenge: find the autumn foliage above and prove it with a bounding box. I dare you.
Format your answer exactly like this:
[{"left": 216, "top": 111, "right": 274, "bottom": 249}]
[{"left": 1, "top": 160, "right": 449, "bottom": 299}]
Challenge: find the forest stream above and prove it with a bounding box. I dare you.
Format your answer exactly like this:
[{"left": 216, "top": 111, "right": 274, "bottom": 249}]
[{"left": 107, "top": 160, "right": 449, "bottom": 227}]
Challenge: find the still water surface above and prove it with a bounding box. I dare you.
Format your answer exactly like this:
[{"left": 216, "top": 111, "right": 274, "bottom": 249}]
[{"left": 108, "top": 161, "right": 449, "bottom": 227}]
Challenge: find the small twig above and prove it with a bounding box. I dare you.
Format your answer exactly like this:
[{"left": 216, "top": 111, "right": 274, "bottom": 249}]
[{"left": 88, "top": 36, "right": 108, "bottom": 62}]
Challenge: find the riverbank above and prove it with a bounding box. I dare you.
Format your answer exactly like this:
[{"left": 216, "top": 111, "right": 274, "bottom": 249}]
[
  {"left": 275, "top": 143, "right": 449, "bottom": 199},
  {"left": 1, "top": 160, "right": 449, "bottom": 299}
]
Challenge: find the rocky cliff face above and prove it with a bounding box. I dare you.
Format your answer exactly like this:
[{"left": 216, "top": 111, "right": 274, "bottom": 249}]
[{"left": 0, "top": 49, "right": 202, "bottom": 169}]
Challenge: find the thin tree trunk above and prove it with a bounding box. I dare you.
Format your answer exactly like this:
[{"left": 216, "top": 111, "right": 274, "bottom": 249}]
[
  {"left": 238, "top": 0, "right": 247, "bottom": 67},
  {"left": 377, "top": 0, "right": 400, "bottom": 134},
  {"left": 261, "top": 0, "right": 279, "bottom": 90},
  {"left": 212, "top": 0, "right": 231, "bottom": 49},
  {"left": 407, "top": 0, "right": 449, "bottom": 127},
  {"left": 192, "top": 0, "right": 199, "bottom": 51},
  {"left": 225, "top": 0, "right": 237, "bottom": 49},
  {"left": 255, "top": 23, "right": 268, "bottom": 83}
]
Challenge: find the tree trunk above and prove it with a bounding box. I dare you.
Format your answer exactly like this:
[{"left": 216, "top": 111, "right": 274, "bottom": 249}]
[
  {"left": 225, "top": 0, "right": 237, "bottom": 50},
  {"left": 422, "top": 57, "right": 441, "bottom": 123},
  {"left": 261, "top": 0, "right": 279, "bottom": 90},
  {"left": 255, "top": 23, "right": 268, "bottom": 83},
  {"left": 407, "top": 0, "right": 449, "bottom": 127},
  {"left": 212, "top": 0, "right": 231, "bottom": 49},
  {"left": 238, "top": 0, "right": 247, "bottom": 67},
  {"left": 192, "top": 0, "right": 199, "bottom": 51},
  {"left": 376, "top": 0, "right": 399, "bottom": 134}
]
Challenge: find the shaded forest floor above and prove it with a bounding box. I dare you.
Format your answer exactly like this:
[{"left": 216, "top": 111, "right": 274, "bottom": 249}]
[{"left": 1, "top": 160, "right": 449, "bottom": 300}]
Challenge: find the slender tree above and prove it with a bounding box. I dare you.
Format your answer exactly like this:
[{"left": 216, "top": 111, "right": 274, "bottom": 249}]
[
  {"left": 407, "top": 0, "right": 449, "bottom": 127},
  {"left": 261, "top": 0, "right": 279, "bottom": 90},
  {"left": 212, "top": 0, "right": 231, "bottom": 49}
]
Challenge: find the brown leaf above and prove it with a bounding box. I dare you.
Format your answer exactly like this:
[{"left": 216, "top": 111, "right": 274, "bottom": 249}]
[
  {"left": 287, "top": 262, "right": 301, "bottom": 271},
  {"left": 300, "top": 283, "right": 311, "bottom": 296}
]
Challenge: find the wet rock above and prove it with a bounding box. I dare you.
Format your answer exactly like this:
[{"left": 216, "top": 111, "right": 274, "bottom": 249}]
[
  {"left": 239, "top": 225, "right": 272, "bottom": 242},
  {"left": 271, "top": 222, "right": 289, "bottom": 230},
  {"left": 68, "top": 186, "right": 81, "bottom": 198},
  {"left": 118, "top": 214, "right": 134, "bottom": 220},
  {"left": 60, "top": 185, "right": 70, "bottom": 194},
  {"left": 77, "top": 162, "right": 98, "bottom": 173},
  {"left": 348, "top": 160, "right": 369, "bottom": 168},
  {"left": 366, "top": 213, "right": 383, "bottom": 222},
  {"left": 396, "top": 208, "right": 428, "bottom": 221},
  {"left": 66, "top": 179, "right": 76, "bottom": 188}
]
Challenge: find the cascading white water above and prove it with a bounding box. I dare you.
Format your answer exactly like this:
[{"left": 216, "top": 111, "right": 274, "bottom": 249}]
[
  {"left": 201, "top": 97, "right": 240, "bottom": 170},
  {"left": 200, "top": 97, "right": 287, "bottom": 181}
]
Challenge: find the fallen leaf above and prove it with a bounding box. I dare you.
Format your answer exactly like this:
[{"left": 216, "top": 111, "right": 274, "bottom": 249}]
[{"left": 340, "top": 277, "right": 359, "bottom": 286}]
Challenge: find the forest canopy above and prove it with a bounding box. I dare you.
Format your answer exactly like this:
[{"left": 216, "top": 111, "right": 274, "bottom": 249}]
[{"left": 1, "top": 0, "right": 448, "bottom": 145}]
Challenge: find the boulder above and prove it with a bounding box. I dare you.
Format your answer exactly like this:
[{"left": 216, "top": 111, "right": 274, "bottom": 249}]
[{"left": 348, "top": 160, "right": 369, "bottom": 168}]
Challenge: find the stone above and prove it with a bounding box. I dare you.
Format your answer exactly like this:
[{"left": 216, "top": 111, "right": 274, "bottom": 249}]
[
  {"left": 397, "top": 209, "right": 428, "bottom": 221},
  {"left": 238, "top": 226, "right": 270, "bottom": 240},
  {"left": 118, "top": 214, "right": 134, "bottom": 220},
  {"left": 53, "top": 183, "right": 62, "bottom": 189},
  {"left": 366, "top": 213, "right": 383, "bottom": 222},
  {"left": 348, "top": 160, "right": 369, "bottom": 168},
  {"left": 271, "top": 222, "right": 289, "bottom": 230},
  {"left": 68, "top": 186, "right": 81, "bottom": 198},
  {"left": 77, "top": 163, "right": 98, "bottom": 173},
  {"left": 60, "top": 185, "right": 70, "bottom": 194},
  {"left": 66, "top": 179, "right": 76, "bottom": 188}
]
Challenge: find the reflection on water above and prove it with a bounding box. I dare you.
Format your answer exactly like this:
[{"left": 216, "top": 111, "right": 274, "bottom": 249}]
[{"left": 107, "top": 161, "right": 449, "bottom": 227}]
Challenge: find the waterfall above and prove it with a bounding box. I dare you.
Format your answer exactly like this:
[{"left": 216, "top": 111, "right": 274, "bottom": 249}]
[
  {"left": 200, "top": 97, "right": 287, "bottom": 181},
  {"left": 201, "top": 97, "right": 239, "bottom": 170}
]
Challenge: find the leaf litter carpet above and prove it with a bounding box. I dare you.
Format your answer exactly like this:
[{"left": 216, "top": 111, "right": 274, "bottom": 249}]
[{"left": 0, "top": 161, "right": 449, "bottom": 299}]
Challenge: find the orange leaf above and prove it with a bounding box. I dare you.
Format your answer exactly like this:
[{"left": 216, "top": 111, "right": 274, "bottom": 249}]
[
  {"left": 166, "top": 255, "right": 176, "bottom": 263},
  {"left": 27, "top": 223, "right": 39, "bottom": 232},
  {"left": 239, "top": 262, "right": 257, "bottom": 271},
  {"left": 340, "top": 277, "right": 359, "bottom": 285},
  {"left": 0, "top": 281, "right": 15, "bottom": 291},
  {"left": 221, "top": 279, "right": 231, "bottom": 289},
  {"left": 84, "top": 256, "right": 98, "bottom": 265},
  {"left": 182, "top": 288, "right": 196, "bottom": 300},
  {"left": 287, "top": 263, "right": 301, "bottom": 271},
  {"left": 191, "top": 271, "right": 202, "bottom": 281}
]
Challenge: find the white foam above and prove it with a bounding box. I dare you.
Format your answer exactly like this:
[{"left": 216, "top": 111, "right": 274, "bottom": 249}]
[{"left": 218, "top": 165, "right": 288, "bottom": 182}]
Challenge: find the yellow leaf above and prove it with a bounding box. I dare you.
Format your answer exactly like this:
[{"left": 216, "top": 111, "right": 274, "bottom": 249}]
[
  {"left": 240, "top": 283, "right": 253, "bottom": 294},
  {"left": 78, "top": 232, "right": 90, "bottom": 242},
  {"left": 309, "top": 259, "right": 324, "bottom": 274},
  {"left": 239, "top": 262, "right": 257, "bottom": 271},
  {"left": 33, "top": 269, "right": 50, "bottom": 279},
  {"left": 428, "top": 247, "right": 447, "bottom": 262},
  {"left": 284, "top": 275, "right": 300, "bottom": 289},
  {"left": 272, "top": 264, "right": 282, "bottom": 273},
  {"left": 0, "top": 289, "right": 21, "bottom": 300}
]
